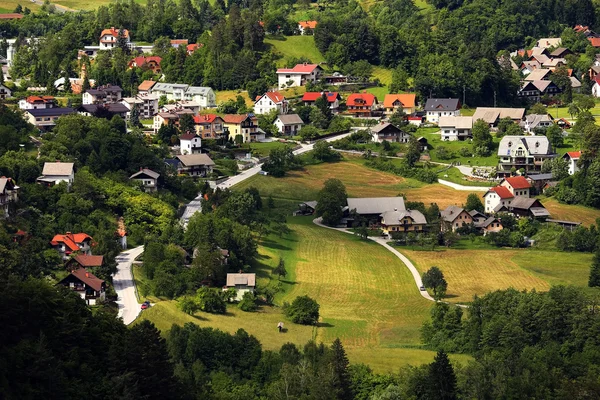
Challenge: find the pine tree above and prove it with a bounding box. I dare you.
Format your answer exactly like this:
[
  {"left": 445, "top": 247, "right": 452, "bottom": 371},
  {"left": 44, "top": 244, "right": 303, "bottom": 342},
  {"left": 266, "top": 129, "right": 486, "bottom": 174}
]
[
  {"left": 589, "top": 248, "right": 600, "bottom": 287},
  {"left": 130, "top": 104, "right": 140, "bottom": 128},
  {"left": 330, "top": 338, "right": 352, "bottom": 400},
  {"left": 273, "top": 257, "right": 287, "bottom": 279},
  {"left": 427, "top": 350, "right": 457, "bottom": 400},
  {"left": 82, "top": 74, "right": 91, "bottom": 92}
]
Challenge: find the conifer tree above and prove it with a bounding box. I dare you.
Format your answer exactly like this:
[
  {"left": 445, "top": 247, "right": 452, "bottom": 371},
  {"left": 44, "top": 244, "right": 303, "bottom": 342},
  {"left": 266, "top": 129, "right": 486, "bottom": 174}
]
[
  {"left": 427, "top": 350, "right": 457, "bottom": 400},
  {"left": 331, "top": 338, "right": 352, "bottom": 400},
  {"left": 589, "top": 248, "right": 600, "bottom": 287}
]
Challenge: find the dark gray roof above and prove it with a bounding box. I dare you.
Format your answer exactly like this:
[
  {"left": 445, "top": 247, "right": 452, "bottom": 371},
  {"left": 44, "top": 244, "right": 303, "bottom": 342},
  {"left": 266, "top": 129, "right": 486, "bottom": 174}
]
[
  {"left": 424, "top": 98, "right": 460, "bottom": 112},
  {"left": 468, "top": 209, "right": 486, "bottom": 218},
  {"left": 129, "top": 168, "right": 160, "bottom": 180},
  {"left": 78, "top": 103, "right": 129, "bottom": 114},
  {"left": 380, "top": 209, "right": 427, "bottom": 224},
  {"left": 370, "top": 122, "right": 403, "bottom": 134},
  {"left": 347, "top": 197, "right": 405, "bottom": 215},
  {"left": 26, "top": 108, "right": 75, "bottom": 117},
  {"left": 440, "top": 205, "right": 466, "bottom": 223},
  {"left": 527, "top": 173, "right": 553, "bottom": 181}
]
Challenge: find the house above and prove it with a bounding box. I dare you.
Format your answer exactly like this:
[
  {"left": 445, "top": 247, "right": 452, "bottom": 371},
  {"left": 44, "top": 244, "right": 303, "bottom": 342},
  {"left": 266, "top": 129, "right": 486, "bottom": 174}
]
[
  {"left": 520, "top": 114, "right": 553, "bottom": 133},
  {"left": 497, "top": 135, "right": 554, "bottom": 177},
  {"left": 438, "top": 116, "right": 473, "bottom": 141},
  {"left": 129, "top": 168, "right": 160, "bottom": 192},
  {"left": 440, "top": 205, "right": 473, "bottom": 232},
  {"left": 128, "top": 56, "right": 162, "bottom": 74},
  {"left": 161, "top": 101, "right": 201, "bottom": 115},
  {"left": 536, "top": 38, "right": 561, "bottom": 49},
  {"left": 500, "top": 176, "right": 532, "bottom": 197},
  {"left": 187, "top": 43, "right": 201, "bottom": 55},
  {"left": 82, "top": 84, "right": 123, "bottom": 105},
  {"left": 383, "top": 94, "right": 417, "bottom": 116},
  {"left": 483, "top": 176, "right": 531, "bottom": 213},
  {"left": 380, "top": 209, "right": 427, "bottom": 235},
  {"left": 174, "top": 154, "right": 215, "bottom": 177},
  {"left": 120, "top": 97, "right": 143, "bottom": 119},
  {"left": 77, "top": 103, "right": 129, "bottom": 120},
  {"left": 473, "top": 107, "right": 526, "bottom": 127},
  {"left": 575, "top": 24, "right": 599, "bottom": 38},
  {"left": 298, "top": 20, "right": 317, "bottom": 34},
  {"left": 475, "top": 217, "right": 504, "bottom": 235},
  {"left": 179, "top": 133, "right": 202, "bottom": 154},
  {"left": 563, "top": 151, "right": 581, "bottom": 175},
  {"left": 193, "top": 114, "right": 225, "bottom": 139},
  {"left": 523, "top": 68, "right": 552, "bottom": 82},
  {"left": 468, "top": 209, "right": 487, "bottom": 225},
  {"left": 223, "top": 114, "right": 259, "bottom": 143},
  {"left": 153, "top": 111, "right": 179, "bottom": 133},
  {"left": 297, "top": 201, "right": 318, "bottom": 215},
  {"left": 417, "top": 137, "right": 428, "bottom": 151},
  {"left": 254, "top": 91, "right": 288, "bottom": 115},
  {"left": 19, "top": 96, "right": 56, "bottom": 110},
  {"left": 224, "top": 273, "right": 256, "bottom": 301},
  {"left": 520, "top": 60, "right": 542, "bottom": 75},
  {"left": 526, "top": 173, "right": 554, "bottom": 195},
  {"left": 370, "top": 122, "right": 412, "bottom": 143},
  {"left": 323, "top": 72, "right": 348, "bottom": 85},
  {"left": 276, "top": 63, "right": 323, "bottom": 89},
  {"left": 495, "top": 197, "right": 550, "bottom": 219},
  {"left": 408, "top": 116, "right": 424, "bottom": 126},
  {"left": 347, "top": 196, "right": 406, "bottom": 224},
  {"left": 65, "top": 254, "right": 104, "bottom": 271},
  {"left": 302, "top": 91, "right": 341, "bottom": 111},
  {"left": 51, "top": 232, "right": 93, "bottom": 260},
  {"left": 37, "top": 162, "right": 74, "bottom": 187},
  {"left": 346, "top": 93, "right": 378, "bottom": 117},
  {"left": 274, "top": 114, "right": 304, "bottom": 135},
  {"left": 518, "top": 80, "right": 561, "bottom": 102},
  {"left": 99, "top": 27, "right": 130, "bottom": 50},
  {"left": 589, "top": 37, "right": 600, "bottom": 48},
  {"left": 58, "top": 267, "right": 106, "bottom": 305},
  {"left": 0, "top": 83, "right": 11, "bottom": 100},
  {"left": 571, "top": 76, "right": 582, "bottom": 93},
  {"left": 24, "top": 108, "right": 75, "bottom": 129},
  {"left": 424, "top": 98, "right": 461, "bottom": 123},
  {"left": 150, "top": 83, "right": 216, "bottom": 108},
  {"left": 549, "top": 48, "right": 572, "bottom": 58},
  {"left": 542, "top": 58, "right": 567, "bottom": 69},
  {"left": 170, "top": 39, "right": 189, "bottom": 48},
  {"left": 0, "top": 177, "right": 18, "bottom": 217},
  {"left": 138, "top": 80, "right": 157, "bottom": 94},
  {"left": 556, "top": 118, "right": 571, "bottom": 129}
]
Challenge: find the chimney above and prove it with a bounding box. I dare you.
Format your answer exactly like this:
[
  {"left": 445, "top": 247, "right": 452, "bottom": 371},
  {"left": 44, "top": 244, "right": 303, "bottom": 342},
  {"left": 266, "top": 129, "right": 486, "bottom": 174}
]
[
  {"left": 394, "top": 208, "right": 397, "bottom": 211},
  {"left": 86, "top": 272, "right": 89, "bottom": 278}
]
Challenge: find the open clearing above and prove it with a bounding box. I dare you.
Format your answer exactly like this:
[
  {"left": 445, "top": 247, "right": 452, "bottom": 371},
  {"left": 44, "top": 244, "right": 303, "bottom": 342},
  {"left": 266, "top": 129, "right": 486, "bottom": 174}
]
[
  {"left": 265, "top": 35, "right": 325, "bottom": 68},
  {"left": 0, "top": 0, "right": 41, "bottom": 12},
  {"left": 541, "top": 197, "right": 600, "bottom": 226}
]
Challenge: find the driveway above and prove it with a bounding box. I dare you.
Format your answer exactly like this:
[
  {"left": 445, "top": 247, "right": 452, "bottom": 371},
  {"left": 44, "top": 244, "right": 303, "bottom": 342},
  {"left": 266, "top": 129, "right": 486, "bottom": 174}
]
[{"left": 113, "top": 245, "right": 144, "bottom": 325}]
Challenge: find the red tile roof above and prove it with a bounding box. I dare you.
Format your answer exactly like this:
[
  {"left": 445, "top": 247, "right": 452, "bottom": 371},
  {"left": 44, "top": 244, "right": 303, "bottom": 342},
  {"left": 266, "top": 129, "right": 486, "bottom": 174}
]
[
  {"left": 298, "top": 21, "right": 318, "bottom": 29},
  {"left": 257, "top": 91, "right": 285, "bottom": 103},
  {"left": 100, "top": 27, "right": 129, "bottom": 38},
  {"left": 302, "top": 92, "right": 340, "bottom": 102},
  {"left": 566, "top": 151, "right": 581, "bottom": 159},
  {"left": 194, "top": 114, "right": 220, "bottom": 124},
  {"left": 170, "top": 39, "right": 189, "bottom": 45},
  {"left": 0, "top": 13, "right": 23, "bottom": 19},
  {"left": 504, "top": 176, "right": 531, "bottom": 190},
  {"left": 276, "top": 63, "right": 320, "bottom": 74},
  {"left": 346, "top": 93, "right": 377, "bottom": 107},
  {"left": 73, "top": 254, "right": 104, "bottom": 267},
  {"left": 222, "top": 114, "right": 250, "bottom": 124},
  {"left": 575, "top": 25, "right": 589, "bottom": 33},
  {"left": 179, "top": 133, "right": 198, "bottom": 140},
  {"left": 589, "top": 37, "right": 600, "bottom": 47},
  {"left": 488, "top": 186, "right": 514, "bottom": 199},
  {"left": 26, "top": 96, "right": 55, "bottom": 104},
  {"left": 129, "top": 56, "right": 162, "bottom": 68},
  {"left": 187, "top": 43, "right": 202, "bottom": 53},
  {"left": 51, "top": 233, "right": 92, "bottom": 252},
  {"left": 138, "top": 80, "right": 157, "bottom": 91},
  {"left": 383, "top": 94, "right": 416, "bottom": 108},
  {"left": 70, "top": 268, "right": 104, "bottom": 292}
]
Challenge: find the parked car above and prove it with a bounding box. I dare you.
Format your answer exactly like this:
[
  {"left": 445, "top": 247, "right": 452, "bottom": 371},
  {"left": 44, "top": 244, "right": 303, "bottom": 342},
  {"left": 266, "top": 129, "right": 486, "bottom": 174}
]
[
  {"left": 419, "top": 286, "right": 426, "bottom": 291},
  {"left": 141, "top": 301, "right": 150, "bottom": 310},
  {"left": 258, "top": 170, "right": 269, "bottom": 176}
]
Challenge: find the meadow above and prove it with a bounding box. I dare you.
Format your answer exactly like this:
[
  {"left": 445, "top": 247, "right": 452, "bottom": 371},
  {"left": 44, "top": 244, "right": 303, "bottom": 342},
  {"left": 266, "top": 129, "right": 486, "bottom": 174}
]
[{"left": 264, "top": 35, "right": 325, "bottom": 68}]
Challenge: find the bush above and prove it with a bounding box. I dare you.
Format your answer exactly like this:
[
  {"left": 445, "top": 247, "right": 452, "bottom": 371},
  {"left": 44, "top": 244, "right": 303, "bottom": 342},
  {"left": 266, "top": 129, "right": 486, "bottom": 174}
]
[
  {"left": 459, "top": 147, "right": 472, "bottom": 157},
  {"left": 239, "top": 291, "right": 258, "bottom": 312},
  {"left": 196, "top": 287, "right": 227, "bottom": 314},
  {"left": 283, "top": 295, "right": 320, "bottom": 325},
  {"left": 435, "top": 146, "right": 454, "bottom": 160}
]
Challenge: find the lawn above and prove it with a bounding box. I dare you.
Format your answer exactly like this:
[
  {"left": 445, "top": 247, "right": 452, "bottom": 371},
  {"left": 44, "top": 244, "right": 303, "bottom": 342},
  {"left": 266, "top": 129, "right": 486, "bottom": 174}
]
[
  {"left": 366, "top": 85, "right": 390, "bottom": 100},
  {"left": 419, "top": 129, "right": 500, "bottom": 167},
  {"left": 541, "top": 197, "right": 600, "bottom": 226},
  {"left": 372, "top": 66, "right": 393, "bottom": 86},
  {"left": 52, "top": 0, "right": 146, "bottom": 10},
  {"left": 264, "top": 35, "right": 325, "bottom": 68},
  {"left": 437, "top": 166, "right": 495, "bottom": 187},
  {"left": 0, "top": 0, "right": 40, "bottom": 12},
  {"left": 215, "top": 90, "right": 254, "bottom": 107},
  {"left": 405, "top": 248, "right": 595, "bottom": 304},
  {"left": 248, "top": 141, "right": 290, "bottom": 157}
]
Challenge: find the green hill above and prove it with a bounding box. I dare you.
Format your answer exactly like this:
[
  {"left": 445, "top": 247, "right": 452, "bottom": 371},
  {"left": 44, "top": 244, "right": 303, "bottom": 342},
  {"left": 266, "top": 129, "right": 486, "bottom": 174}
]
[{"left": 264, "top": 35, "right": 325, "bottom": 68}]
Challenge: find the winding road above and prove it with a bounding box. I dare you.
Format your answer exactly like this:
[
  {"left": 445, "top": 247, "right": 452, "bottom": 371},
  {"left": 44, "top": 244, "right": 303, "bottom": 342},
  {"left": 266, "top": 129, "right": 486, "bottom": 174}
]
[{"left": 113, "top": 245, "right": 144, "bottom": 325}]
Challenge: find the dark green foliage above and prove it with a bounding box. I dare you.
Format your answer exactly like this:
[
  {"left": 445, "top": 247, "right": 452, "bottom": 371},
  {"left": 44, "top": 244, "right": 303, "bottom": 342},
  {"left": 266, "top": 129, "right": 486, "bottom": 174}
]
[
  {"left": 312, "top": 140, "right": 342, "bottom": 162},
  {"left": 365, "top": 157, "right": 438, "bottom": 184},
  {"left": 331, "top": 338, "right": 352, "bottom": 399},
  {"left": 262, "top": 146, "right": 299, "bottom": 177},
  {"left": 239, "top": 291, "right": 258, "bottom": 312},
  {"left": 471, "top": 119, "right": 493, "bottom": 156},
  {"left": 283, "top": 295, "right": 320, "bottom": 325},
  {"left": 427, "top": 351, "right": 457, "bottom": 400},
  {"left": 273, "top": 257, "right": 287, "bottom": 279},
  {"left": 589, "top": 248, "right": 600, "bottom": 287},
  {"left": 422, "top": 266, "right": 447, "bottom": 300},
  {"left": 464, "top": 193, "right": 484, "bottom": 213},
  {"left": 316, "top": 178, "right": 347, "bottom": 226},
  {"left": 196, "top": 287, "right": 227, "bottom": 313}
]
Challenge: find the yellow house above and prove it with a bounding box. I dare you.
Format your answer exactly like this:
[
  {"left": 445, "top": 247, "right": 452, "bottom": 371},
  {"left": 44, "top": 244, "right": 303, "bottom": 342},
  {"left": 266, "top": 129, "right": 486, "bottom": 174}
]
[
  {"left": 383, "top": 94, "right": 417, "bottom": 116},
  {"left": 222, "top": 114, "right": 259, "bottom": 143},
  {"left": 380, "top": 209, "right": 427, "bottom": 235}
]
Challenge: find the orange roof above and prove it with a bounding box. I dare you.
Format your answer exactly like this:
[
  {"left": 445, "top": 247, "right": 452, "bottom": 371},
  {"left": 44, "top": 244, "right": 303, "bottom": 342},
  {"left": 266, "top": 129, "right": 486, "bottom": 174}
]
[
  {"left": 170, "top": 39, "right": 188, "bottom": 45},
  {"left": 574, "top": 25, "right": 589, "bottom": 33},
  {"left": 26, "top": 96, "right": 55, "bottom": 104},
  {"left": 298, "top": 21, "right": 317, "bottom": 29},
  {"left": 193, "top": 114, "right": 220, "bottom": 124},
  {"left": 187, "top": 43, "right": 201, "bottom": 53},
  {"left": 488, "top": 186, "right": 514, "bottom": 200},
  {"left": 222, "top": 114, "right": 250, "bottom": 124},
  {"left": 258, "top": 91, "right": 285, "bottom": 103},
  {"left": 383, "top": 94, "right": 416, "bottom": 109},
  {"left": 129, "top": 56, "right": 162, "bottom": 68},
  {"left": 70, "top": 268, "right": 104, "bottom": 292},
  {"left": 138, "top": 80, "right": 157, "bottom": 91},
  {"left": 346, "top": 93, "right": 377, "bottom": 107},
  {"left": 589, "top": 37, "right": 600, "bottom": 47},
  {"left": 302, "top": 92, "right": 340, "bottom": 102},
  {"left": 566, "top": 151, "right": 581, "bottom": 159},
  {"left": 504, "top": 176, "right": 531, "bottom": 190},
  {"left": 100, "top": 27, "right": 129, "bottom": 38},
  {"left": 51, "top": 233, "right": 92, "bottom": 252},
  {"left": 0, "top": 13, "right": 23, "bottom": 19},
  {"left": 72, "top": 254, "right": 104, "bottom": 267},
  {"left": 276, "top": 63, "right": 320, "bottom": 74}
]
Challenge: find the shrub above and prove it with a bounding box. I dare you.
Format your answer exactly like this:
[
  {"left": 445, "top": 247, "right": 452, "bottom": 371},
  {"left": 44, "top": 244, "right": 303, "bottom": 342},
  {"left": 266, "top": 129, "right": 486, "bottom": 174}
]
[
  {"left": 435, "top": 146, "right": 454, "bottom": 160},
  {"left": 239, "top": 291, "right": 258, "bottom": 312},
  {"left": 459, "top": 147, "right": 472, "bottom": 157},
  {"left": 283, "top": 295, "right": 320, "bottom": 325},
  {"left": 196, "top": 287, "right": 227, "bottom": 314}
]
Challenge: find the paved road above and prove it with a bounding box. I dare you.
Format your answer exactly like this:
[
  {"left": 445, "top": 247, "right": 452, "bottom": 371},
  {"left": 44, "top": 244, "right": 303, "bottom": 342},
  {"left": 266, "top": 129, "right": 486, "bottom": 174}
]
[
  {"left": 437, "top": 179, "right": 490, "bottom": 191},
  {"left": 113, "top": 246, "right": 144, "bottom": 325}
]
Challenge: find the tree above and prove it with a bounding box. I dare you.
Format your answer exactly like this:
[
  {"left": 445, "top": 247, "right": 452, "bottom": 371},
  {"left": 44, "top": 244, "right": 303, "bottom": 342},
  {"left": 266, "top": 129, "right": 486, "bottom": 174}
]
[
  {"left": 568, "top": 102, "right": 580, "bottom": 119},
  {"left": 273, "top": 257, "right": 287, "bottom": 279},
  {"left": 117, "top": 28, "right": 130, "bottom": 54},
  {"left": 465, "top": 193, "right": 484, "bottom": 212},
  {"left": 130, "top": 104, "right": 140, "bottom": 128},
  {"left": 472, "top": 119, "right": 493, "bottom": 156},
  {"left": 589, "top": 248, "right": 600, "bottom": 287},
  {"left": 545, "top": 124, "right": 564, "bottom": 149},
  {"left": 196, "top": 287, "right": 227, "bottom": 313},
  {"left": 179, "top": 113, "right": 195, "bottom": 134},
  {"left": 405, "top": 136, "right": 421, "bottom": 167},
  {"left": 312, "top": 140, "right": 341, "bottom": 162},
  {"left": 316, "top": 178, "right": 347, "bottom": 226},
  {"left": 179, "top": 296, "right": 200, "bottom": 315},
  {"left": 427, "top": 351, "right": 457, "bottom": 400},
  {"left": 529, "top": 103, "right": 546, "bottom": 115},
  {"left": 422, "top": 266, "right": 448, "bottom": 300},
  {"left": 283, "top": 295, "right": 320, "bottom": 325},
  {"left": 261, "top": 146, "right": 297, "bottom": 177},
  {"left": 239, "top": 291, "right": 258, "bottom": 311},
  {"left": 330, "top": 338, "right": 352, "bottom": 399}
]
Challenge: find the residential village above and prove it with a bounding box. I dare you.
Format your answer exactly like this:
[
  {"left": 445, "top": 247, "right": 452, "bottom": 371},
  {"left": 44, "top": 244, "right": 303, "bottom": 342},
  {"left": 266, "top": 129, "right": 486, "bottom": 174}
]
[{"left": 2, "top": 5, "right": 600, "bottom": 396}]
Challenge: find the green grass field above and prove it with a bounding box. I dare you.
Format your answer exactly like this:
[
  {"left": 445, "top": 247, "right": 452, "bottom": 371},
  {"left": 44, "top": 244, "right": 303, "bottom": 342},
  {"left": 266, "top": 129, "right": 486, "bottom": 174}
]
[
  {"left": 437, "top": 167, "right": 494, "bottom": 187},
  {"left": 249, "top": 141, "right": 290, "bottom": 157},
  {"left": 420, "top": 130, "right": 500, "bottom": 167},
  {"left": 365, "top": 86, "right": 390, "bottom": 100},
  {"left": 51, "top": 0, "right": 146, "bottom": 10},
  {"left": 372, "top": 66, "right": 393, "bottom": 86},
  {"left": 265, "top": 35, "right": 325, "bottom": 68},
  {"left": 0, "top": 0, "right": 40, "bottom": 12}
]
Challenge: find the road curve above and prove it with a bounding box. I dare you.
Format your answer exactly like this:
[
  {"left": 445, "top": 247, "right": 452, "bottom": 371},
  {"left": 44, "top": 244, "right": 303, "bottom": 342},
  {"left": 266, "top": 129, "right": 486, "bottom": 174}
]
[
  {"left": 113, "top": 245, "right": 145, "bottom": 325},
  {"left": 437, "top": 179, "right": 490, "bottom": 192}
]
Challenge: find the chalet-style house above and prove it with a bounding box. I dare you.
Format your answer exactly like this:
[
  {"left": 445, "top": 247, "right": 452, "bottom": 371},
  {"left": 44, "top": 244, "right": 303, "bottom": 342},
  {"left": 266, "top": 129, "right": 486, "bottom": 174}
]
[
  {"left": 472, "top": 108, "right": 526, "bottom": 127},
  {"left": 383, "top": 94, "right": 417, "bottom": 116},
  {"left": 302, "top": 91, "right": 341, "bottom": 111},
  {"left": 138, "top": 80, "right": 157, "bottom": 94},
  {"left": 161, "top": 101, "right": 201, "bottom": 115},
  {"left": 523, "top": 68, "right": 552, "bottom": 81},
  {"left": 475, "top": 216, "right": 504, "bottom": 235},
  {"left": 66, "top": 254, "right": 104, "bottom": 271},
  {"left": 18, "top": 96, "right": 56, "bottom": 110},
  {"left": 179, "top": 133, "right": 202, "bottom": 155},
  {"left": 153, "top": 109, "right": 194, "bottom": 132},
  {"left": 194, "top": 114, "right": 225, "bottom": 139},
  {"left": 483, "top": 176, "right": 548, "bottom": 218},
  {"left": 51, "top": 232, "right": 93, "bottom": 260},
  {"left": 58, "top": 267, "right": 105, "bottom": 305},
  {"left": 276, "top": 63, "right": 323, "bottom": 89},
  {"left": 24, "top": 108, "right": 75, "bottom": 129},
  {"left": 526, "top": 173, "right": 554, "bottom": 195},
  {"left": 438, "top": 116, "right": 473, "bottom": 141},
  {"left": 297, "top": 201, "right": 318, "bottom": 215},
  {"left": 520, "top": 114, "right": 553, "bottom": 133},
  {"left": 549, "top": 47, "right": 572, "bottom": 58},
  {"left": 0, "top": 83, "right": 11, "bottom": 100},
  {"left": 224, "top": 273, "right": 256, "bottom": 301},
  {"left": 518, "top": 80, "right": 561, "bottom": 102},
  {"left": 468, "top": 210, "right": 487, "bottom": 226},
  {"left": 424, "top": 98, "right": 461, "bottom": 123},
  {"left": 223, "top": 114, "right": 260, "bottom": 143},
  {"left": 120, "top": 93, "right": 159, "bottom": 119},
  {"left": 347, "top": 196, "right": 406, "bottom": 224},
  {"left": 99, "top": 27, "right": 129, "bottom": 50},
  {"left": 129, "top": 168, "right": 160, "bottom": 192},
  {"left": 380, "top": 209, "right": 427, "bottom": 234},
  {"left": 370, "top": 122, "right": 411, "bottom": 143},
  {"left": 37, "top": 162, "right": 74, "bottom": 187},
  {"left": 563, "top": 151, "right": 581, "bottom": 175},
  {"left": 346, "top": 93, "right": 378, "bottom": 118},
  {"left": 128, "top": 56, "right": 162, "bottom": 74},
  {"left": 274, "top": 114, "right": 304, "bottom": 135},
  {"left": 78, "top": 103, "right": 129, "bottom": 120},
  {"left": 440, "top": 206, "right": 473, "bottom": 232},
  {"left": 150, "top": 83, "right": 216, "bottom": 108},
  {"left": 0, "top": 177, "right": 18, "bottom": 217},
  {"left": 536, "top": 38, "right": 561, "bottom": 49},
  {"left": 254, "top": 91, "right": 288, "bottom": 115},
  {"left": 495, "top": 197, "right": 550, "bottom": 219},
  {"left": 82, "top": 84, "right": 123, "bottom": 105},
  {"left": 575, "top": 24, "right": 599, "bottom": 38},
  {"left": 174, "top": 154, "right": 215, "bottom": 177},
  {"left": 497, "top": 135, "right": 554, "bottom": 177},
  {"left": 298, "top": 20, "right": 317, "bottom": 34}
]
